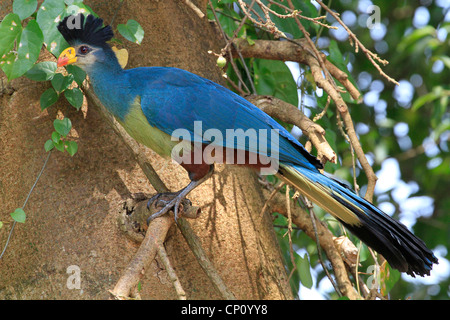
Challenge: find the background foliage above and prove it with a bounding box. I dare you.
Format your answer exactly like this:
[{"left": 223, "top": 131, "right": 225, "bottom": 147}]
[
  {"left": 0, "top": 0, "right": 142, "bottom": 224},
  {"left": 209, "top": 0, "right": 449, "bottom": 299}
]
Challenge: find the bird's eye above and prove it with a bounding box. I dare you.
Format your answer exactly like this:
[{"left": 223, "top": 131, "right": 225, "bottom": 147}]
[{"left": 79, "top": 46, "right": 90, "bottom": 54}]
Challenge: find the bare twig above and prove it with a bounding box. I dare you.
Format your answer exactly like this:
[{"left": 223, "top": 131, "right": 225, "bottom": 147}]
[
  {"left": 237, "top": 0, "right": 336, "bottom": 38},
  {"left": 177, "top": 218, "right": 237, "bottom": 300},
  {"left": 208, "top": 0, "right": 256, "bottom": 94},
  {"left": 226, "top": 4, "right": 384, "bottom": 201},
  {"left": 0, "top": 151, "right": 52, "bottom": 260},
  {"left": 110, "top": 0, "right": 125, "bottom": 27},
  {"left": 299, "top": 196, "right": 342, "bottom": 296},
  {"left": 183, "top": 0, "right": 205, "bottom": 19},
  {"left": 295, "top": 40, "right": 378, "bottom": 201},
  {"left": 284, "top": 185, "right": 297, "bottom": 282},
  {"left": 157, "top": 243, "right": 187, "bottom": 300},
  {"left": 336, "top": 113, "right": 360, "bottom": 195},
  {"left": 314, "top": 0, "right": 399, "bottom": 86},
  {"left": 265, "top": 191, "right": 360, "bottom": 299},
  {"left": 286, "top": 0, "right": 335, "bottom": 90},
  {"left": 313, "top": 95, "right": 331, "bottom": 122},
  {"left": 259, "top": 181, "right": 285, "bottom": 221}
]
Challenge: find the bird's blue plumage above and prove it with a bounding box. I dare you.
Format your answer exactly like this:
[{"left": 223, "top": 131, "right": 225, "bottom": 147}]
[
  {"left": 128, "top": 67, "right": 322, "bottom": 171},
  {"left": 88, "top": 64, "right": 322, "bottom": 171},
  {"left": 56, "top": 14, "right": 438, "bottom": 277}
]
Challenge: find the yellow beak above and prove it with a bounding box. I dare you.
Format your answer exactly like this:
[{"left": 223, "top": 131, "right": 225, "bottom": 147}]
[{"left": 57, "top": 47, "right": 77, "bottom": 67}]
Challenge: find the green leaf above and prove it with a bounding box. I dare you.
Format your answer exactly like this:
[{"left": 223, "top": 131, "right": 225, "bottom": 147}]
[
  {"left": 254, "top": 59, "right": 299, "bottom": 107},
  {"left": 51, "top": 72, "right": 74, "bottom": 93},
  {"left": 434, "top": 55, "right": 450, "bottom": 70},
  {"left": 0, "top": 52, "right": 17, "bottom": 78},
  {"left": 380, "top": 262, "right": 401, "bottom": 295},
  {"left": 3, "top": 19, "right": 44, "bottom": 80},
  {"left": 412, "top": 86, "right": 450, "bottom": 111},
  {"left": 0, "top": 221, "right": 3, "bottom": 229},
  {"left": 36, "top": 0, "right": 66, "bottom": 55},
  {"left": 397, "top": 26, "right": 436, "bottom": 53},
  {"left": 40, "top": 87, "right": 59, "bottom": 110},
  {"left": 117, "top": 19, "right": 144, "bottom": 44},
  {"left": 0, "top": 13, "right": 22, "bottom": 58},
  {"left": 53, "top": 118, "right": 72, "bottom": 137},
  {"left": 208, "top": 1, "right": 242, "bottom": 37},
  {"left": 54, "top": 140, "right": 65, "bottom": 152},
  {"left": 433, "top": 118, "right": 450, "bottom": 139},
  {"left": 44, "top": 139, "right": 55, "bottom": 151},
  {"left": 11, "top": 208, "right": 26, "bottom": 223},
  {"left": 36, "top": 0, "right": 96, "bottom": 56},
  {"left": 66, "top": 65, "right": 86, "bottom": 86},
  {"left": 65, "top": 140, "right": 78, "bottom": 156},
  {"left": 13, "top": 0, "right": 38, "bottom": 20},
  {"left": 65, "top": 3, "right": 95, "bottom": 17},
  {"left": 412, "top": 91, "right": 438, "bottom": 111},
  {"left": 51, "top": 72, "right": 66, "bottom": 93},
  {"left": 297, "top": 253, "right": 313, "bottom": 289},
  {"left": 51, "top": 131, "right": 61, "bottom": 143},
  {"left": 64, "top": 87, "right": 83, "bottom": 110},
  {"left": 17, "top": 19, "right": 44, "bottom": 69},
  {"left": 24, "top": 61, "right": 57, "bottom": 81}
]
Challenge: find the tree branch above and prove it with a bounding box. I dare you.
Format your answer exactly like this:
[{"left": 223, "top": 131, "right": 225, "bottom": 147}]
[
  {"left": 230, "top": 38, "right": 361, "bottom": 101},
  {"left": 246, "top": 94, "right": 337, "bottom": 164},
  {"left": 177, "top": 218, "right": 237, "bottom": 300},
  {"left": 157, "top": 243, "right": 187, "bottom": 300},
  {"left": 314, "top": 0, "right": 399, "bottom": 86},
  {"left": 266, "top": 191, "right": 361, "bottom": 300},
  {"left": 230, "top": 37, "right": 378, "bottom": 201},
  {"left": 112, "top": 207, "right": 173, "bottom": 299}
]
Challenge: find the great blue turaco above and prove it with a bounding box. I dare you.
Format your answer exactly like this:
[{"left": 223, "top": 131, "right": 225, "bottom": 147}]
[{"left": 56, "top": 14, "right": 438, "bottom": 277}]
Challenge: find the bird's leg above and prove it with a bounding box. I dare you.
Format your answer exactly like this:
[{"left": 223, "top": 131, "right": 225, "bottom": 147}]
[{"left": 146, "top": 165, "right": 213, "bottom": 224}]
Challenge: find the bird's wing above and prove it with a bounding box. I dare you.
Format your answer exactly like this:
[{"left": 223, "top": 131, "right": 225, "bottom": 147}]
[{"left": 134, "top": 67, "right": 321, "bottom": 171}]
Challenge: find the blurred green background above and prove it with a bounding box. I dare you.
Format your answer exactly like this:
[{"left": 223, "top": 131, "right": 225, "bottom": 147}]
[{"left": 209, "top": 0, "right": 449, "bottom": 299}]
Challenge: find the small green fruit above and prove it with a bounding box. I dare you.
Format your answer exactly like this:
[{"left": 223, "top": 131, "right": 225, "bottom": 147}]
[{"left": 216, "top": 56, "right": 227, "bottom": 68}]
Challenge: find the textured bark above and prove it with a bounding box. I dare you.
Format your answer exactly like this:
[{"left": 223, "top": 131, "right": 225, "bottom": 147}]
[{"left": 0, "top": 0, "right": 292, "bottom": 299}]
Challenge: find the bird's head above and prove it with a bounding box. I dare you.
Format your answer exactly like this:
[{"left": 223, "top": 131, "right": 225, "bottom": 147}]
[{"left": 56, "top": 14, "right": 115, "bottom": 72}]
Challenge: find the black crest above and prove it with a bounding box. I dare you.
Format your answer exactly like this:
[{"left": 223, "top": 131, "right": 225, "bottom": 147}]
[{"left": 57, "top": 14, "right": 113, "bottom": 48}]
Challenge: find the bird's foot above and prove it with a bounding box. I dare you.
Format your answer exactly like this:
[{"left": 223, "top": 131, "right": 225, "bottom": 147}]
[
  {"left": 146, "top": 192, "right": 192, "bottom": 224},
  {"left": 146, "top": 168, "right": 213, "bottom": 225}
]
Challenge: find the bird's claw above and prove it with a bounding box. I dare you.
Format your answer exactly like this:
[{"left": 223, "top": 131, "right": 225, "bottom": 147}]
[
  {"left": 146, "top": 176, "right": 209, "bottom": 225},
  {"left": 146, "top": 193, "right": 191, "bottom": 225}
]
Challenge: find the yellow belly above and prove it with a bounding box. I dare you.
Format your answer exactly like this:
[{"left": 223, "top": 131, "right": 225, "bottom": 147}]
[{"left": 117, "top": 97, "right": 177, "bottom": 157}]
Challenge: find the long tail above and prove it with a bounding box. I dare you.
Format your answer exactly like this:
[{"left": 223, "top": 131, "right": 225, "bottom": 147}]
[{"left": 278, "top": 163, "right": 438, "bottom": 277}]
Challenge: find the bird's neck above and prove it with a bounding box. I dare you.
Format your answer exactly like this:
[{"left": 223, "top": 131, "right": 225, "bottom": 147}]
[
  {"left": 86, "top": 51, "right": 132, "bottom": 120},
  {"left": 87, "top": 48, "right": 123, "bottom": 79}
]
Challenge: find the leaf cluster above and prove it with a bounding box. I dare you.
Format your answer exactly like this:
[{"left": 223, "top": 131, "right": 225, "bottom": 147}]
[{"left": 0, "top": 0, "right": 143, "bottom": 245}]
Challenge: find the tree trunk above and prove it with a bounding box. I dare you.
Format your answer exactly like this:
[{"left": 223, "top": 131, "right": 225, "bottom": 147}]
[{"left": 0, "top": 0, "right": 292, "bottom": 299}]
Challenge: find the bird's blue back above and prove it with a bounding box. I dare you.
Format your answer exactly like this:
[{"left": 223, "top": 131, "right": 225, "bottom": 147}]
[{"left": 122, "top": 66, "right": 321, "bottom": 172}]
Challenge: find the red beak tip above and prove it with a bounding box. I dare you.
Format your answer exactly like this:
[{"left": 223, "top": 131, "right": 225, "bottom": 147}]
[{"left": 57, "top": 57, "right": 68, "bottom": 68}]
